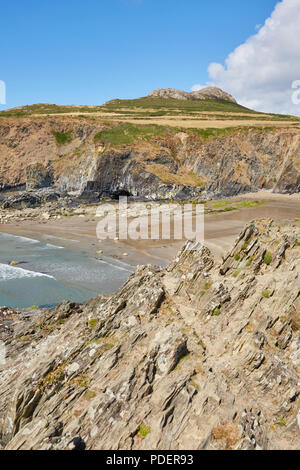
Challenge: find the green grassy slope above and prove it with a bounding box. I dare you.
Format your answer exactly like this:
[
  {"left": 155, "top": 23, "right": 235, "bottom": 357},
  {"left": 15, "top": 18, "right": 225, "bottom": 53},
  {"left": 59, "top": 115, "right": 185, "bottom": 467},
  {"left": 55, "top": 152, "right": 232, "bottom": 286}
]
[
  {"left": 0, "top": 96, "right": 299, "bottom": 123},
  {"left": 103, "top": 96, "right": 256, "bottom": 113}
]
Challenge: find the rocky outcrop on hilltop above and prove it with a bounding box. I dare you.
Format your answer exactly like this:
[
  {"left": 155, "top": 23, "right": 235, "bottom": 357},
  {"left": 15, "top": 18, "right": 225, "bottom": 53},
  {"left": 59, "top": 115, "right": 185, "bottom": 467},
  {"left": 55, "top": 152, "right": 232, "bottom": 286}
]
[
  {"left": 148, "top": 87, "right": 237, "bottom": 103},
  {"left": 0, "top": 220, "right": 299, "bottom": 450},
  {"left": 0, "top": 118, "right": 299, "bottom": 207}
]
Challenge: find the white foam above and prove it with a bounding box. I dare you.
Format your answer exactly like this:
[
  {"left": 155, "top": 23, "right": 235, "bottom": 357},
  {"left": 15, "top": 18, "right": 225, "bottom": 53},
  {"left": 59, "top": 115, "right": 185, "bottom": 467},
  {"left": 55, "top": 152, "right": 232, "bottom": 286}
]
[
  {"left": 0, "top": 233, "right": 64, "bottom": 250},
  {"left": 0, "top": 263, "right": 55, "bottom": 281},
  {"left": 0, "top": 233, "right": 39, "bottom": 244},
  {"left": 97, "top": 259, "right": 133, "bottom": 273},
  {"left": 44, "top": 243, "right": 64, "bottom": 250},
  {"left": 45, "top": 235, "right": 80, "bottom": 243}
]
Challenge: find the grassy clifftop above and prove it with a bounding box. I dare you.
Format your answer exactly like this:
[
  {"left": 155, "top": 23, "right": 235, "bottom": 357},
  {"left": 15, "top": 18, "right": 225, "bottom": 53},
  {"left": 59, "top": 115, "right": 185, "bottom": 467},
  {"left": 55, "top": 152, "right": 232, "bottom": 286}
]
[{"left": 1, "top": 95, "right": 299, "bottom": 130}]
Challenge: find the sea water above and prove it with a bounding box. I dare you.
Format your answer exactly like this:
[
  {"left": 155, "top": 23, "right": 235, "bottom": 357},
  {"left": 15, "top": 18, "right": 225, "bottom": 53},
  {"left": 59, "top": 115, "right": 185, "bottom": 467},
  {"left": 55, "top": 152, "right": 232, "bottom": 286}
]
[{"left": 0, "top": 233, "right": 133, "bottom": 308}]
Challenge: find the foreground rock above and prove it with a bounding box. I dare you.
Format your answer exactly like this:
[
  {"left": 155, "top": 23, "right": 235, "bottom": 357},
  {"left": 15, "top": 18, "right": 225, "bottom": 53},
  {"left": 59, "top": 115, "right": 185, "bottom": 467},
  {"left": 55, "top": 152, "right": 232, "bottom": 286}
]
[{"left": 0, "top": 220, "right": 299, "bottom": 450}]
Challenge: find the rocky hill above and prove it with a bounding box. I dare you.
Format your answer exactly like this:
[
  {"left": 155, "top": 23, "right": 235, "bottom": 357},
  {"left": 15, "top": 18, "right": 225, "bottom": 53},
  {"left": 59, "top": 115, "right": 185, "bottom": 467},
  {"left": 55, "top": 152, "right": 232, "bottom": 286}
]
[
  {"left": 148, "top": 86, "right": 237, "bottom": 103},
  {"left": 0, "top": 118, "right": 299, "bottom": 209},
  {"left": 0, "top": 219, "right": 299, "bottom": 450}
]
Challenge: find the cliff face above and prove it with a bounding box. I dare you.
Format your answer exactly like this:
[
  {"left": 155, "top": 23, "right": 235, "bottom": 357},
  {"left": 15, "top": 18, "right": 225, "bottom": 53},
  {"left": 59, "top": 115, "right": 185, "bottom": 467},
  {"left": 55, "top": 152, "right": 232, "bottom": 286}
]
[
  {"left": 178, "top": 128, "right": 300, "bottom": 197},
  {"left": 0, "top": 220, "right": 299, "bottom": 450},
  {"left": 0, "top": 117, "right": 299, "bottom": 204},
  {"left": 0, "top": 118, "right": 104, "bottom": 190}
]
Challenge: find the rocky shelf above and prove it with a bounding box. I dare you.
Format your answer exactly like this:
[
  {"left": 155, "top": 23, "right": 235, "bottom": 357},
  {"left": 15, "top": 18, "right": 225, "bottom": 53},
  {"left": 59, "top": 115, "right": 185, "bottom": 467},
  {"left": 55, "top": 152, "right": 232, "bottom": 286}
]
[{"left": 0, "top": 219, "right": 299, "bottom": 450}]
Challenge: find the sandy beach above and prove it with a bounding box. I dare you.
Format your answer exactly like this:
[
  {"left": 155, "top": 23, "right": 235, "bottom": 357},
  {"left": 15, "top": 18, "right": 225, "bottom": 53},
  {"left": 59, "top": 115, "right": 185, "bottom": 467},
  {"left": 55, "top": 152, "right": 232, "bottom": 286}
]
[{"left": 0, "top": 192, "right": 299, "bottom": 268}]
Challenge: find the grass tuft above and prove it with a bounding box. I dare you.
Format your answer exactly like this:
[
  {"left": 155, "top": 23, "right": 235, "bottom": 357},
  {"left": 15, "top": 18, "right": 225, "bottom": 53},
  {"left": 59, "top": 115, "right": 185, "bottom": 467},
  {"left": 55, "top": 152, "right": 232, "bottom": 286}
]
[
  {"left": 88, "top": 319, "right": 98, "bottom": 330},
  {"left": 264, "top": 252, "right": 273, "bottom": 265},
  {"left": 137, "top": 424, "right": 151, "bottom": 438},
  {"left": 212, "top": 307, "right": 221, "bottom": 316},
  {"left": 94, "top": 123, "right": 169, "bottom": 146},
  {"left": 262, "top": 290, "right": 270, "bottom": 299},
  {"left": 52, "top": 130, "right": 73, "bottom": 146}
]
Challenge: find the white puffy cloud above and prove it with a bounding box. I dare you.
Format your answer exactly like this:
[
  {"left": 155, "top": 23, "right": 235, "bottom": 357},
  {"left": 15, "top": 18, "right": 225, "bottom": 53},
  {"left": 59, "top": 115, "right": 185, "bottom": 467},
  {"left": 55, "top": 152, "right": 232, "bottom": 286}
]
[{"left": 195, "top": 0, "right": 300, "bottom": 115}]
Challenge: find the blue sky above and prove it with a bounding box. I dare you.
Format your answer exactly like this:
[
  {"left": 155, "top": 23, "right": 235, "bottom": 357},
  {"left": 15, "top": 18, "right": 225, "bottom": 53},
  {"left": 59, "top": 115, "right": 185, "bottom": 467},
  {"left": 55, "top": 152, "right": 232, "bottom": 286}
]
[{"left": 0, "top": 0, "right": 282, "bottom": 109}]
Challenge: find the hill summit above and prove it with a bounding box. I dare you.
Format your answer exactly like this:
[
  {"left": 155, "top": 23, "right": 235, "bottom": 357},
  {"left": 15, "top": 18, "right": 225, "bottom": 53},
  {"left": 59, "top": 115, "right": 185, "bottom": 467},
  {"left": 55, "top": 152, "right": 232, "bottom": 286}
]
[{"left": 148, "top": 86, "right": 237, "bottom": 103}]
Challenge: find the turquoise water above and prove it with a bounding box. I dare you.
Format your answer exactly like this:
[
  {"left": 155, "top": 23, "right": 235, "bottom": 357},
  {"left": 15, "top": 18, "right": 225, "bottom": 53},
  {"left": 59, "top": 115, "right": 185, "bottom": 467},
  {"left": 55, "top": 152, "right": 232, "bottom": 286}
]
[{"left": 0, "top": 233, "right": 133, "bottom": 308}]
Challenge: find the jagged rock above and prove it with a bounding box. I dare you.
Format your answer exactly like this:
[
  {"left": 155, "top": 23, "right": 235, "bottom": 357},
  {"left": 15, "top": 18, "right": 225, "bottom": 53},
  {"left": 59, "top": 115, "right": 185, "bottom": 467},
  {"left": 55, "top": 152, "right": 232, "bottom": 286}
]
[{"left": 0, "top": 220, "right": 299, "bottom": 450}]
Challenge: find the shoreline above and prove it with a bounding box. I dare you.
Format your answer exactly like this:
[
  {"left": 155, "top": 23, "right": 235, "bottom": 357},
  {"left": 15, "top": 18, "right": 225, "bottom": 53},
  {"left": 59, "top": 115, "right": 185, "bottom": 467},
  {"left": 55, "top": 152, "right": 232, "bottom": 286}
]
[{"left": 0, "top": 192, "right": 299, "bottom": 268}]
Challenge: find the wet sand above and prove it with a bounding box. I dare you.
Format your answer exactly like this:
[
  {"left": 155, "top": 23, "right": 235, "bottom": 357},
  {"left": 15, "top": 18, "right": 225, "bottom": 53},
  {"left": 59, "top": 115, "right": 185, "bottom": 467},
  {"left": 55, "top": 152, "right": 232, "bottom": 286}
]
[{"left": 0, "top": 192, "right": 299, "bottom": 267}]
